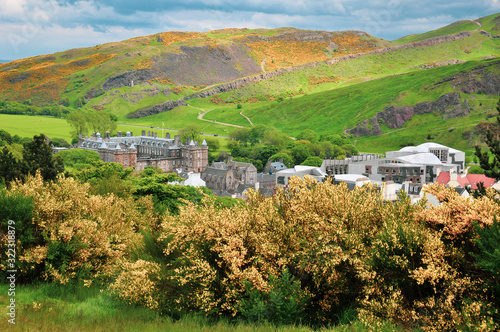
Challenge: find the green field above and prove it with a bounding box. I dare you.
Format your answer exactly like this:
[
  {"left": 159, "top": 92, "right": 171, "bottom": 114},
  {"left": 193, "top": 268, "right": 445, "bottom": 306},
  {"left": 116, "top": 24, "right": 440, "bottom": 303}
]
[{"left": 0, "top": 114, "right": 72, "bottom": 141}]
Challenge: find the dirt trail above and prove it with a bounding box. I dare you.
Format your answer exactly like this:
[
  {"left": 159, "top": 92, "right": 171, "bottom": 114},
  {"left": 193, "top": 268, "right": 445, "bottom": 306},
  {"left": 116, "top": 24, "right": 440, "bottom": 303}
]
[
  {"left": 240, "top": 111, "right": 253, "bottom": 126},
  {"left": 191, "top": 105, "right": 246, "bottom": 128}
]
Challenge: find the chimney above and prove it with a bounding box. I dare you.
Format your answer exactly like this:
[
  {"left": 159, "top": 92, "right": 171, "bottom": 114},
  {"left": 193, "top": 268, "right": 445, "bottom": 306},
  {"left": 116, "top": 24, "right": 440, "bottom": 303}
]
[
  {"left": 130, "top": 131, "right": 133, "bottom": 137},
  {"left": 154, "top": 132, "right": 157, "bottom": 138},
  {"left": 141, "top": 130, "right": 146, "bottom": 136},
  {"left": 174, "top": 135, "right": 180, "bottom": 145},
  {"left": 165, "top": 133, "right": 171, "bottom": 139},
  {"left": 106, "top": 131, "right": 110, "bottom": 139},
  {"left": 450, "top": 170, "right": 458, "bottom": 182},
  {"left": 117, "top": 131, "right": 122, "bottom": 138}
]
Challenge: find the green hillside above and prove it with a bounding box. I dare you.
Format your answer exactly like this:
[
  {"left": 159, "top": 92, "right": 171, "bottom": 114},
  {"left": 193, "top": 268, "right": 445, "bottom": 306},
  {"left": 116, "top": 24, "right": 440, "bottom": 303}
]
[
  {"left": 395, "top": 12, "right": 500, "bottom": 44},
  {"left": 1, "top": 13, "right": 500, "bottom": 155},
  {"left": 196, "top": 58, "right": 499, "bottom": 153}
]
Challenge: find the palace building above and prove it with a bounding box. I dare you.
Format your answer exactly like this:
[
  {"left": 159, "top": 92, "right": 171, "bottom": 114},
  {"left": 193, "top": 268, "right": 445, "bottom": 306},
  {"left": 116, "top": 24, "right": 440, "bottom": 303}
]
[{"left": 76, "top": 130, "right": 209, "bottom": 173}]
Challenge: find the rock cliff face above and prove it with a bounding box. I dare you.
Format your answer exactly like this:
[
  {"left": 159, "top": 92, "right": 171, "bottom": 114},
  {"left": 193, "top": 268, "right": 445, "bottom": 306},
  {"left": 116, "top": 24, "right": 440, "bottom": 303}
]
[
  {"left": 349, "top": 92, "right": 469, "bottom": 137},
  {"left": 103, "top": 69, "right": 160, "bottom": 91},
  {"left": 126, "top": 100, "right": 187, "bottom": 119}
]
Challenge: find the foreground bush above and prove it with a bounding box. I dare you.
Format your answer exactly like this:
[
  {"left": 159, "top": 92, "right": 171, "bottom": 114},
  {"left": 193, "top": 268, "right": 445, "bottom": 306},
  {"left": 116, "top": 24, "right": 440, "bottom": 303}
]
[
  {"left": 0, "top": 172, "right": 155, "bottom": 284},
  {"left": 108, "top": 176, "right": 498, "bottom": 329}
]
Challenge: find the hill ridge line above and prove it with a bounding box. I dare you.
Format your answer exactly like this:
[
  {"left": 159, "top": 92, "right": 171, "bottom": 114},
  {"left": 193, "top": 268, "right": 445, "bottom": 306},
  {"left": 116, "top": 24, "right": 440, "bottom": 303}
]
[{"left": 181, "top": 31, "right": 473, "bottom": 102}]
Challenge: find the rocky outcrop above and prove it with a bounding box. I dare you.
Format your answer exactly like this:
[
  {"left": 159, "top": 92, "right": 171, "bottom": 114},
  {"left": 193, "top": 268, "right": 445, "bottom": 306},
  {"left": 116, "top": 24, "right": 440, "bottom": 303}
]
[
  {"left": 102, "top": 69, "right": 160, "bottom": 91},
  {"left": 84, "top": 87, "right": 105, "bottom": 100},
  {"left": 349, "top": 92, "right": 469, "bottom": 136},
  {"left": 126, "top": 99, "right": 187, "bottom": 118},
  {"left": 436, "top": 65, "right": 500, "bottom": 95}
]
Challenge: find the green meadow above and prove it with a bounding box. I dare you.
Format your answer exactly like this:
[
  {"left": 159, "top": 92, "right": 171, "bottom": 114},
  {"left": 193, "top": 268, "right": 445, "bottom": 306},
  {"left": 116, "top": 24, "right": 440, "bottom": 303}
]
[{"left": 0, "top": 114, "right": 72, "bottom": 141}]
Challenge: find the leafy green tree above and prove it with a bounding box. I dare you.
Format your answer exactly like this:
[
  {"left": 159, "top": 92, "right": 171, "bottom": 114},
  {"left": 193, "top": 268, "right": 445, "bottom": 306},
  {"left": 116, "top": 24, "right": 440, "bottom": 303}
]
[
  {"left": 229, "top": 127, "right": 251, "bottom": 145},
  {"left": 342, "top": 144, "right": 359, "bottom": 157},
  {"left": 0, "top": 147, "right": 21, "bottom": 186},
  {"left": 66, "top": 109, "right": 88, "bottom": 136},
  {"left": 204, "top": 138, "right": 220, "bottom": 152},
  {"left": 180, "top": 124, "right": 200, "bottom": 143},
  {"left": 22, "top": 134, "right": 64, "bottom": 182},
  {"left": 301, "top": 156, "right": 323, "bottom": 167},
  {"left": 320, "top": 141, "right": 334, "bottom": 158},
  {"left": 291, "top": 144, "right": 310, "bottom": 165},
  {"left": 56, "top": 148, "right": 101, "bottom": 170},
  {"left": 320, "top": 133, "right": 349, "bottom": 146},
  {"left": 50, "top": 137, "right": 70, "bottom": 148},
  {"left": 472, "top": 218, "right": 500, "bottom": 320},
  {"left": 132, "top": 170, "right": 210, "bottom": 215},
  {"left": 85, "top": 110, "right": 117, "bottom": 135},
  {"left": 0, "top": 129, "right": 13, "bottom": 145},
  {"left": 256, "top": 145, "right": 278, "bottom": 166},
  {"left": 75, "top": 96, "right": 86, "bottom": 108},
  {"left": 217, "top": 150, "right": 230, "bottom": 162},
  {"left": 475, "top": 98, "right": 500, "bottom": 180},
  {"left": 270, "top": 153, "right": 294, "bottom": 168},
  {"left": 248, "top": 124, "right": 267, "bottom": 145},
  {"left": 297, "top": 129, "right": 319, "bottom": 143},
  {"left": 262, "top": 128, "right": 291, "bottom": 151}
]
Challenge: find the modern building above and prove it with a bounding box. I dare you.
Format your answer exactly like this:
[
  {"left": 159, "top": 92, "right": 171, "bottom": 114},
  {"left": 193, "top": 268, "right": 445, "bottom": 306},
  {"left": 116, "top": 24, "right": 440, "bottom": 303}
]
[
  {"left": 76, "top": 130, "right": 209, "bottom": 173},
  {"left": 322, "top": 143, "right": 463, "bottom": 185},
  {"left": 275, "top": 165, "right": 327, "bottom": 188},
  {"left": 386, "top": 143, "right": 466, "bottom": 172}
]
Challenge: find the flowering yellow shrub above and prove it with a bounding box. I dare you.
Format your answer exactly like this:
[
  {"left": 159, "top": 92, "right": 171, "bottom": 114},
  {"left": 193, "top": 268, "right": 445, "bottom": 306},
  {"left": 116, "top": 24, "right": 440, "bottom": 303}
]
[
  {"left": 17, "top": 172, "right": 493, "bottom": 330},
  {"left": 109, "top": 260, "right": 161, "bottom": 309},
  {"left": 8, "top": 172, "right": 153, "bottom": 284},
  {"left": 421, "top": 184, "right": 500, "bottom": 237}
]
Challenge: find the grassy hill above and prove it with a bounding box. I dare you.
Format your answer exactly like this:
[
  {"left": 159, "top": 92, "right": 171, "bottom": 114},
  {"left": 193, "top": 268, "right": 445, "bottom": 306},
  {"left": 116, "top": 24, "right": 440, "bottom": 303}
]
[
  {"left": 198, "top": 58, "right": 499, "bottom": 152},
  {"left": 0, "top": 28, "right": 387, "bottom": 108},
  {"left": 395, "top": 12, "right": 500, "bottom": 44},
  {"left": 1, "top": 13, "right": 500, "bottom": 154}
]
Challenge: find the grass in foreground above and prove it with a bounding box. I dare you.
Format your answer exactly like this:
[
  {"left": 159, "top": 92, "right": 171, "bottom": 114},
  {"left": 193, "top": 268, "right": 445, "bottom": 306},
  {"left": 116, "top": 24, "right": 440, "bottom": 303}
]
[{"left": 0, "top": 283, "right": 403, "bottom": 332}]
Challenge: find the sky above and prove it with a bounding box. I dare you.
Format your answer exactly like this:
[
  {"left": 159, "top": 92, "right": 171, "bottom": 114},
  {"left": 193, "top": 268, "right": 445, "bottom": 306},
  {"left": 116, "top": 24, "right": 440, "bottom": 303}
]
[{"left": 1, "top": 0, "right": 499, "bottom": 61}]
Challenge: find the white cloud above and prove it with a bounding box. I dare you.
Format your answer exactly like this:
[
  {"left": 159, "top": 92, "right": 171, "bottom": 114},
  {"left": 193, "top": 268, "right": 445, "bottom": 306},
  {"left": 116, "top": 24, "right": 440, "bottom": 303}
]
[
  {"left": 0, "top": 0, "right": 28, "bottom": 18},
  {"left": 0, "top": 0, "right": 499, "bottom": 60}
]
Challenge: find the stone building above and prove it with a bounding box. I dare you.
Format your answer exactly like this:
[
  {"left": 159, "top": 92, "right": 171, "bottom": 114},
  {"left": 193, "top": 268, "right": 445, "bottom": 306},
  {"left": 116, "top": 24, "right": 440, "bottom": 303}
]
[
  {"left": 201, "top": 157, "right": 257, "bottom": 193},
  {"left": 76, "top": 130, "right": 209, "bottom": 173}
]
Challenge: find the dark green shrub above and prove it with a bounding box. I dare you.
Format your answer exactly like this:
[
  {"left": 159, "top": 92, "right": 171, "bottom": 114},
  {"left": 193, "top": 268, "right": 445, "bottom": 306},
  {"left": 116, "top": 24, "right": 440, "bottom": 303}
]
[
  {"left": 472, "top": 218, "right": 500, "bottom": 322},
  {"left": 0, "top": 188, "right": 40, "bottom": 282},
  {"left": 239, "top": 270, "right": 310, "bottom": 326}
]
